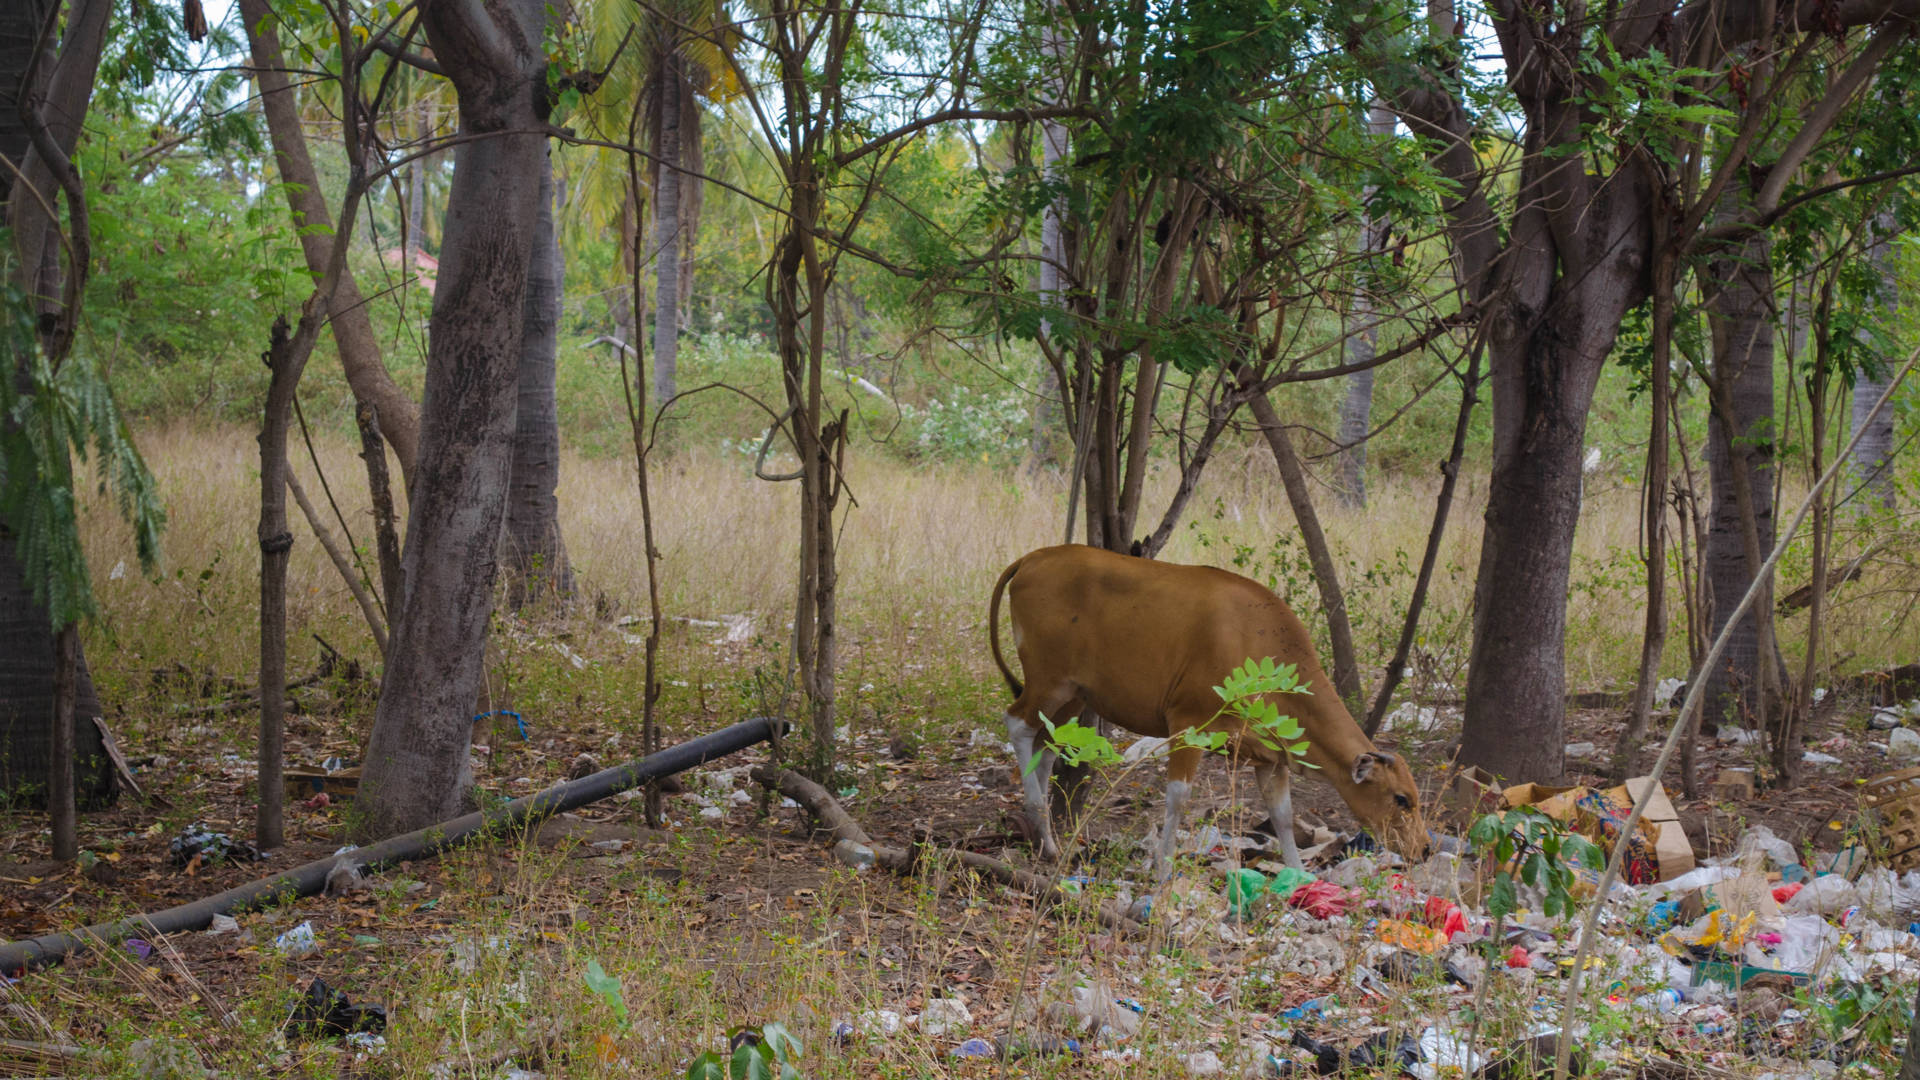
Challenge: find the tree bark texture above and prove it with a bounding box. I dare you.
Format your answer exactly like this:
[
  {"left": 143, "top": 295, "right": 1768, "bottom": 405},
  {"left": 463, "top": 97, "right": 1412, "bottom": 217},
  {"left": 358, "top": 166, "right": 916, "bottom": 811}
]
[
  {"left": 7, "top": 0, "right": 107, "bottom": 343},
  {"left": 1697, "top": 210, "right": 1783, "bottom": 732},
  {"left": 356, "top": 403, "right": 405, "bottom": 624},
  {"left": 257, "top": 319, "right": 299, "bottom": 850},
  {"left": 0, "top": 0, "right": 54, "bottom": 207},
  {"left": 356, "top": 0, "right": 552, "bottom": 838},
  {"left": 240, "top": 0, "right": 420, "bottom": 483},
  {"left": 1335, "top": 100, "right": 1396, "bottom": 509},
  {"left": 1027, "top": 13, "right": 1069, "bottom": 470},
  {"left": 1, "top": 0, "right": 114, "bottom": 822},
  {"left": 1851, "top": 210, "right": 1898, "bottom": 509},
  {"left": 650, "top": 57, "right": 683, "bottom": 408},
  {"left": 0, "top": 528, "right": 113, "bottom": 809},
  {"left": 504, "top": 154, "right": 571, "bottom": 608},
  {"left": 1248, "top": 392, "right": 1363, "bottom": 708}
]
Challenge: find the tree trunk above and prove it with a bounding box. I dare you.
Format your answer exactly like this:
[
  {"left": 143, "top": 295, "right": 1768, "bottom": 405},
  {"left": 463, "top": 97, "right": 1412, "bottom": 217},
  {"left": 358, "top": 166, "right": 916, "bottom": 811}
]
[
  {"left": 1900, "top": 977, "right": 1920, "bottom": 1080},
  {"left": 1696, "top": 213, "right": 1784, "bottom": 734},
  {"left": 1249, "top": 392, "right": 1362, "bottom": 708},
  {"left": 256, "top": 319, "right": 299, "bottom": 850},
  {"left": 239, "top": 0, "right": 420, "bottom": 484},
  {"left": 356, "top": 403, "right": 404, "bottom": 623},
  {"left": 1027, "top": 23, "right": 1069, "bottom": 471},
  {"left": 650, "top": 60, "right": 683, "bottom": 408},
  {"left": 1851, "top": 210, "right": 1897, "bottom": 510},
  {"left": 504, "top": 153, "right": 572, "bottom": 608},
  {"left": 1335, "top": 100, "right": 1395, "bottom": 509},
  {"left": 355, "top": 0, "right": 552, "bottom": 839},
  {"left": 7, "top": 0, "right": 108, "bottom": 334},
  {"left": 0, "top": 0, "right": 53, "bottom": 206},
  {"left": 1616, "top": 245, "right": 1675, "bottom": 777},
  {"left": 406, "top": 99, "right": 429, "bottom": 262},
  {"left": 50, "top": 624, "right": 75, "bottom": 860},
  {"left": 1459, "top": 319, "right": 1620, "bottom": 782},
  {"left": 0, "top": 530, "right": 114, "bottom": 810},
  {"left": 1, "top": 0, "right": 114, "bottom": 827}
]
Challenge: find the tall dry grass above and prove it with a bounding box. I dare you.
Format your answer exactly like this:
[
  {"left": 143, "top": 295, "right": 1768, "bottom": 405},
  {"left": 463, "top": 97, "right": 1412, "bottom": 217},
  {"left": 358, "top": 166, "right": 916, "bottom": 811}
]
[{"left": 73, "top": 423, "right": 1683, "bottom": 697}]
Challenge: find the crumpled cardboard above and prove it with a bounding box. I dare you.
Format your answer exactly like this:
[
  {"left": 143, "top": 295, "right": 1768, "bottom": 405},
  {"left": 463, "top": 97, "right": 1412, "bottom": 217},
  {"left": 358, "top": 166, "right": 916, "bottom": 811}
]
[{"left": 1494, "top": 775, "right": 1693, "bottom": 883}]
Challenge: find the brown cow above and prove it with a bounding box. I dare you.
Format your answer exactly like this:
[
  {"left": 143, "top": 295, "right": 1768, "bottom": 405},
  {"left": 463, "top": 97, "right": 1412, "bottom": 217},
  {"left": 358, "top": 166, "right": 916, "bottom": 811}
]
[{"left": 988, "top": 544, "right": 1428, "bottom": 876}]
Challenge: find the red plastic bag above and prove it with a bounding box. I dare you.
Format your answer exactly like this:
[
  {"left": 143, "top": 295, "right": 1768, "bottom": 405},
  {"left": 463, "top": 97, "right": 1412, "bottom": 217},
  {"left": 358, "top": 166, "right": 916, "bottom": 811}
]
[
  {"left": 1286, "top": 880, "right": 1352, "bottom": 919},
  {"left": 1423, "top": 896, "right": 1467, "bottom": 940},
  {"left": 1771, "top": 882, "right": 1803, "bottom": 905}
]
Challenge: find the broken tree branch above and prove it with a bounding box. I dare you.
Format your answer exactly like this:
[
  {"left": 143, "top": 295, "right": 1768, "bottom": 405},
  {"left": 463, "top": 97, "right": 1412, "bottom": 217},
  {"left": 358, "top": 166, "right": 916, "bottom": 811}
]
[{"left": 753, "top": 765, "right": 1143, "bottom": 936}]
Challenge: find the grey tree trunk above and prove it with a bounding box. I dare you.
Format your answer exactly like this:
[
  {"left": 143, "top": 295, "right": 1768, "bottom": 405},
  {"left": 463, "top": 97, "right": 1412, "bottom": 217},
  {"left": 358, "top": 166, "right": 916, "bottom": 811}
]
[
  {"left": 406, "top": 100, "right": 428, "bottom": 261},
  {"left": 505, "top": 155, "right": 572, "bottom": 608},
  {"left": 1335, "top": 100, "right": 1395, "bottom": 509},
  {"left": 1696, "top": 208, "right": 1784, "bottom": 731},
  {"left": 355, "top": 0, "right": 552, "bottom": 839},
  {"left": 1027, "top": 41, "right": 1069, "bottom": 471},
  {"left": 650, "top": 61, "right": 683, "bottom": 408},
  {"left": 1851, "top": 210, "right": 1897, "bottom": 509},
  {"left": 240, "top": 0, "right": 420, "bottom": 484}
]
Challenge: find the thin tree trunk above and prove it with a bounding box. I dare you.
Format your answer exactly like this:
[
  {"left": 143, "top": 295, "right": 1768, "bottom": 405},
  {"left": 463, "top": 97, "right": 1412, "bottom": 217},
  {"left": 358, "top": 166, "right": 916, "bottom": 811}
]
[
  {"left": 1791, "top": 294, "right": 1831, "bottom": 792},
  {"left": 239, "top": 0, "right": 419, "bottom": 484},
  {"left": 1027, "top": 21, "right": 1069, "bottom": 471},
  {"left": 1616, "top": 246, "right": 1676, "bottom": 776},
  {"left": 1365, "top": 338, "right": 1483, "bottom": 735},
  {"left": 356, "top": 403, "right": 404, "bottom": 625},
  {"left": 50, "top": 624, "right": 75, "bottom": 860},
  {"left": 651, "top": 61, "right": 683, "bottom": 409},
  {"left": 1851, "top": 210, "right": 1898, "bottom": 509},
  {"left": 406, "top": 100, "right": 428, "bottom": 261},
  {"left": 257, "top": 319, "right": 299, "bottom": 851},
  {"left": 286, "top": 469, "right": 388, "bottom": 656},
  {"left": 504, "top": 153, "right": 571, "bottom": 608},
  {"left": 1248, "top": 392, "right": 1361, "bottom": 708},
  {"left": 1335, "top": 99, "right": 1395, "bottom": 509},
  {"left": 1901, "top": 979, "right": 1920, "bottom": 1080},
  {"left": 356, "top": 0, "right": 553, "bottom": 839}
]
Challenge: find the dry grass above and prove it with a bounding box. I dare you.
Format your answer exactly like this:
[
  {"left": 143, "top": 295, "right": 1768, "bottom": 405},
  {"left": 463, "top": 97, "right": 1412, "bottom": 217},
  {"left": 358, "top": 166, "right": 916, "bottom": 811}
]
[{"left": 74, "top": 422, "right": 1920, "bottom": 712}]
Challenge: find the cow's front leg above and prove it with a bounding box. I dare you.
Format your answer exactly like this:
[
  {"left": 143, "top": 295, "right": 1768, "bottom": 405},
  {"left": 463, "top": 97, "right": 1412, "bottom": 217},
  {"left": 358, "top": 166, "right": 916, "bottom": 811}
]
[
  {"left": 1254, "top": 761, "right": 1303, "bottom": 869},
  {"left": 1006, "top": 713, "right": 1060, "bottom": 860}
]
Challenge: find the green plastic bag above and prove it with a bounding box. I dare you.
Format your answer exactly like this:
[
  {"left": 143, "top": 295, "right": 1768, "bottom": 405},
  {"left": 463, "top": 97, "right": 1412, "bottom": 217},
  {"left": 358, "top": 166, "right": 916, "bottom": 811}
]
[
  {"left": 1266, "top": 866, "right": 1315, "bottom": 902},
  {"left": 1225, "top": 868, "right": 1269, "bottom": 916}
]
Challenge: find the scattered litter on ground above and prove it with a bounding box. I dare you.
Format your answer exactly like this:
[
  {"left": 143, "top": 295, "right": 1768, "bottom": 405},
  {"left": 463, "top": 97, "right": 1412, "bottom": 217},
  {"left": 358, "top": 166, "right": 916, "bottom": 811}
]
[{"left": 273, "top": 921, "right": 318, "bottom": 957}]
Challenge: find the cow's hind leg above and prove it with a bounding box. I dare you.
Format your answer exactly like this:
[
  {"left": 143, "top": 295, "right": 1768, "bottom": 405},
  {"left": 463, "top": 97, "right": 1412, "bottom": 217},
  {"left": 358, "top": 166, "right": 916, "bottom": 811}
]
[
  {"left": 1005, "top": 681, "right": 1076, "bottom": 862},
  {"left": 1154, "top": 744, "right": 1203, "bottom": 881},
  {"left": 1254, "top": 761, "right": 1303, "bottom": 869}
]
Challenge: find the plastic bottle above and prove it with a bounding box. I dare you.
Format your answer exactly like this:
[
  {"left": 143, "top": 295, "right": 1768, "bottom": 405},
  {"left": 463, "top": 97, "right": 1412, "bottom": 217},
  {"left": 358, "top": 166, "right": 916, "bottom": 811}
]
[{"left": 1634, "top": 988, "right": 1684, "bottom": 1013}]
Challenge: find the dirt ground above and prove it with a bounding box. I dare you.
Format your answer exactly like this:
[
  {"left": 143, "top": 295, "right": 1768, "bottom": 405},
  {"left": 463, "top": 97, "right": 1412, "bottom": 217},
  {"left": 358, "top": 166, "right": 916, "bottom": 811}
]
[{"left": 0, "top": 663, "right": 1902, "bottom": 1073}]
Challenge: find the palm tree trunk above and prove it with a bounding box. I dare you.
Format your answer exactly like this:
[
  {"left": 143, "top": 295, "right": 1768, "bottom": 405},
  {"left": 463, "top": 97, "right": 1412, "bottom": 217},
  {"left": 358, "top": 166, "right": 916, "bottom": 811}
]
[{"left": 651, "top": 62, "right": 683, "bottom": 408}]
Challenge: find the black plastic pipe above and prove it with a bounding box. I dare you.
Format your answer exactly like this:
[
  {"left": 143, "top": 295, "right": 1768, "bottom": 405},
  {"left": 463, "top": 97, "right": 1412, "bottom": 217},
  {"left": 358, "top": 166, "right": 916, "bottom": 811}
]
[{"left": 0, "top": 717, "right": 778, "bottom": 974}]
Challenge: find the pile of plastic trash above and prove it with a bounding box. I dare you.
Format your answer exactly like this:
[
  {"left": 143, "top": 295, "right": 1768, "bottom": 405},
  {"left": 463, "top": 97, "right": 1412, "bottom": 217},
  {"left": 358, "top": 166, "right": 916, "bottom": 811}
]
[{"left": 827, "top": 785, "right": 1920, "bottom": 1077}]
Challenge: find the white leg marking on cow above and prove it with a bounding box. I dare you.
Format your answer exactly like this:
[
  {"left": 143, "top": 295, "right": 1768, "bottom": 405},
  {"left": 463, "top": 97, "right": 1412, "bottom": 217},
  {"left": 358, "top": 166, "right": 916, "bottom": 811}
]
[
  {"left": 1156, "top": 779, "right": 1191, "bottom": 881},
  {"left": 1255, "top": 763, "right": 1303, "bottom": 869},
  {"left": 1006, "top": 713, "right": 1058, "bottom": 859}
]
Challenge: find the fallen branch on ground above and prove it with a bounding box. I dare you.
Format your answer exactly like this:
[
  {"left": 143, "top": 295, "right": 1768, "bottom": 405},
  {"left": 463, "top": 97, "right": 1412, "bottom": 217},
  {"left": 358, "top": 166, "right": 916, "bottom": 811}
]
[{"left": 752, "top": 765, "right": 1143, "bottom": 936}]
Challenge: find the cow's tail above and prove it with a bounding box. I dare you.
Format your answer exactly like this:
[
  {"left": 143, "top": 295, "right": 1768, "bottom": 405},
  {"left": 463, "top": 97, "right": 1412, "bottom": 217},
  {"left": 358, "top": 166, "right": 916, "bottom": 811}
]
[{"left": 988, "top": 557, "right": 1024, "bottom": 697}]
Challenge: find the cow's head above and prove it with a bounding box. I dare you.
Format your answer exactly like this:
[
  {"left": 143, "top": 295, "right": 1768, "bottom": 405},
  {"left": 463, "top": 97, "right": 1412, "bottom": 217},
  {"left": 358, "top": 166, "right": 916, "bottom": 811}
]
[{"left": 1346, "top": 749, "right": 1429, "bottom": 861}]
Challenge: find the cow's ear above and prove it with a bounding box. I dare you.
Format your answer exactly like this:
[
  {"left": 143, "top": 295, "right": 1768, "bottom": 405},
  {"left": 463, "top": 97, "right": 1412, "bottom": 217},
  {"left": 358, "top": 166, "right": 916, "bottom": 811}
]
[{"left": 1351, "top": 752, "right": 1386, "bottom": 784}]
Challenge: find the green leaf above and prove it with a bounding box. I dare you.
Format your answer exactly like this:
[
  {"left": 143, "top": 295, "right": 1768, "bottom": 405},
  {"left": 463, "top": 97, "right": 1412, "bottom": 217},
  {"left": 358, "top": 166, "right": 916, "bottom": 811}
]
[
  {"left": 731, "top": 1043, "right": 775, "bottom": 1080},
  {"left": 686, "top": 1053, "right": 727, "bottom": 1080},
  {"left": 582, "top": 959, "right": 628, "bottom": 1026}
]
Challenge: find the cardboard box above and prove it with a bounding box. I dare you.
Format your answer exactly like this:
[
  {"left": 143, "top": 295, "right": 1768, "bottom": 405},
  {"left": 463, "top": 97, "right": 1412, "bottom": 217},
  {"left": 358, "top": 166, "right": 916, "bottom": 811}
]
[{"left": 1623, "top": 775, "right": 1695, "bottom": 881}]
